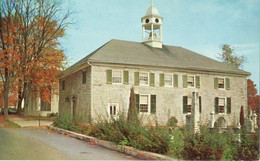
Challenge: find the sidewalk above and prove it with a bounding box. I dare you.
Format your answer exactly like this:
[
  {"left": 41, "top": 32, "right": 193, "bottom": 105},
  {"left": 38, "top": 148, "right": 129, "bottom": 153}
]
[{"left": 8, "top": 115, "right": 53, "bottom": 128}]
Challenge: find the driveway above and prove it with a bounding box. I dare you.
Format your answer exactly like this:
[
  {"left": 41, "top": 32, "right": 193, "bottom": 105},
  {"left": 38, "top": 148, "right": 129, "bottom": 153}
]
[{"left": 0, "top": 127, "right": 137, "bottom": 160}]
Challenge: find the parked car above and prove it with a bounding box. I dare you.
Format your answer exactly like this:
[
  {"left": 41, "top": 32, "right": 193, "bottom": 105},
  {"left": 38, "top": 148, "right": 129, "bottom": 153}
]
[{"left": 0, "top": 108, "right": 17, "bottom": 114}]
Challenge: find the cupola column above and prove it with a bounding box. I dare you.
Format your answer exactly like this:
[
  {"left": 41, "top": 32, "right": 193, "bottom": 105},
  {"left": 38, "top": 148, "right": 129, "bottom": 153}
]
[
  {"left": 160, "top": 25, "right": 162, "bottom": 41},
  {"left": 142, "top": 26, "right": 145, "bottom": 42}
]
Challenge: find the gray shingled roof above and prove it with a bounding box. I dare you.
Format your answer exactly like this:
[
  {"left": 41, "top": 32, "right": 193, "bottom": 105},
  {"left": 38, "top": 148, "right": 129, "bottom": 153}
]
[{"left": 61, "top": 39, "right": 250, "bottom": 77}]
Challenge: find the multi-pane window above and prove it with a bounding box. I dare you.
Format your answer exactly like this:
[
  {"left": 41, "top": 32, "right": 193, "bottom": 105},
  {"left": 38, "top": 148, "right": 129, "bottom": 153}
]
[
  {"left": 108, "top": 103, "right": 119, "bottom": 118},
  {"left": 183, "top": 96, "right": 202, "bottom": 114},
  {"left": 165, "top": 74, "right": 173, "bottom": 87},
  {"left": 187, "top": 97, "right": 192, "bottom": 113},
  {"left": 218, "top": 98, "right": 225, "bottom": 113},
  {"left": 112, "top": 70, "right": 122, "bottom": 84},
  {"left": 187, "top": 76, "right": 195, "bottom": 87},
  {"left": 140, "top": 72, "right": 149, "bottom": 85},
  {"left": 140, "top": 95, "right": 149, "bottom": 113},
  {"left": 218, "top": 78, "right": 225, "bottom": 89}
]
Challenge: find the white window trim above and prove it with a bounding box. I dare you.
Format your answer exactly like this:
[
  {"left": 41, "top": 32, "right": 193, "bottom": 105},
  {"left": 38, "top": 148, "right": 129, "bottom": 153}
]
[
  {"left": 187, "top": 75, "right": 195, "bottom": 88},
  {"left": 139, "top": 94, "right": 150, "bottom": 114},
  {"left": 107, "top": 103, "right": 119, "bottom": 119},
  {"left": 218, "top": 77, "right": 226, "bottom": 90},
  {"left": 164, "top": 73, "right": 173, "bottom": 87},
  {"left": 112, "top": 70, "right": 123, "bottom": 84},
  {"left": 218, "top": 97, "right": 226, "bottom": 114},
  {"left": 139, "top": 72, "right": 150, "bottom": 86}
]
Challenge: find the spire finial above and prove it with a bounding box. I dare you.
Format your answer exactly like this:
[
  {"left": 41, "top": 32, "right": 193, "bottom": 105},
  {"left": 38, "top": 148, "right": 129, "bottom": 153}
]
[{"left": 151, "top": 0, "right": 153, "bottom": 6}]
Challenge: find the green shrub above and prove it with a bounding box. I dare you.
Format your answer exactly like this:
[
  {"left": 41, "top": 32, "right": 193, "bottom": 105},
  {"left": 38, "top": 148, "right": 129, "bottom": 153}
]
[
  {"left": 54, "top": 113, "right": 259, "bottom": 160},
  {"left": 168, "top": 128, "right": 184, "bottom": 158},
  {"left": 53, "top": 114, "right": 84, "bottom": 133},
  {"left": 232, "top": 132, "right": 259, "bottom": 160},
  {"left": 180, "top": 127, "right": 232, "bottom": 160},
  {"left": 167, "top": 117, "right": 178, "bottom": 127},
  {"left": 89, "top": 114, "right": 173, "bottom": 155}
]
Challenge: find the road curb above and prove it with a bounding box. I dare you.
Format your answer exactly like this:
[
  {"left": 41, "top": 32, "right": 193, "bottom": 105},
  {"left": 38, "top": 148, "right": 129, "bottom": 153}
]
[{"left": 47, "top": 126, "right": 175, "bottom": 160}]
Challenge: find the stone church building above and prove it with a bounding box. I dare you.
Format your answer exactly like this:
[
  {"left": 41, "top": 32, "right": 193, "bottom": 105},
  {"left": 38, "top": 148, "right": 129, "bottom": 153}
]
[{"left": 57, "top": 2, "right": 250, "bottom": 127}]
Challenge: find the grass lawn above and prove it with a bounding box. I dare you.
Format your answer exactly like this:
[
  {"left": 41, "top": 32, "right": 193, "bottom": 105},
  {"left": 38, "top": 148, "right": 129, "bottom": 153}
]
[
  {"left": 3, "top": 121, "right": 21, "bottom": 128},
  {"left": 0, "top": 116, "right": 21, "bottom": 128}
]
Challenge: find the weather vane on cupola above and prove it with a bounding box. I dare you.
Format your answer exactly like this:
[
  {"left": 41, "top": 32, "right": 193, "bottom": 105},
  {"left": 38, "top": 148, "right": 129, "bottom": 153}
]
[{"left": 141, "top": 0, "right": 163, "bottom": 48}]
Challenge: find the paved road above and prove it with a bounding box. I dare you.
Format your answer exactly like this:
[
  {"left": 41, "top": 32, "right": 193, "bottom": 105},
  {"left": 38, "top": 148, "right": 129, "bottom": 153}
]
[{"left": 0, "top": 127, "right": 137, "bottom": 160}]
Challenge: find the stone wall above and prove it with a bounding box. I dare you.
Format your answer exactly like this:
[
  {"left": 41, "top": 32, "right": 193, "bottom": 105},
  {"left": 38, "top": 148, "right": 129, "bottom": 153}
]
[
  {"left": 91, "top": 65, "right": 247, "bottom": 127},
  {"left": 59, "top": 66, "right": 91, "bottom": 123}
]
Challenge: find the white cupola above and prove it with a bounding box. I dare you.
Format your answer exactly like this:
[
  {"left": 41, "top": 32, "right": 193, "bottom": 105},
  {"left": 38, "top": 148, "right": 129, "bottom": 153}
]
[{"left": 141, "top": 0, "right": 163, "bottom": 48}]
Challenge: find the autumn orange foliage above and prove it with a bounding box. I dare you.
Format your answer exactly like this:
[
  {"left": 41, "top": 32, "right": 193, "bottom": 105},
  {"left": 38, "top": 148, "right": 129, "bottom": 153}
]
[
  {"left": 0, "top": 0, "right": 70, "bottom": 119},
  {"left": 247, "top": 79, "right": 259, "bottom": 120}
]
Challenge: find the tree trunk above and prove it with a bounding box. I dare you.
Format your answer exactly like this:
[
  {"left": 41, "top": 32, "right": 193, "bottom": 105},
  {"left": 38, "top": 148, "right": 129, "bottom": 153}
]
[
  {"left": 3, "top": 68, "right": 9, "bottom": 121},
  {"left": 23, "top": 82, "right": 31, "bottom": 117},
  {"left": 17, "top": 79, "right": 23, "bottom": 115}
]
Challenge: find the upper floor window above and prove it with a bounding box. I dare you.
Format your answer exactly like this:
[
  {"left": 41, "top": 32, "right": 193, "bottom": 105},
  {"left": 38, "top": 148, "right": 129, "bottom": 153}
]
[
  {"left": 183, "top": 75, "right": 200, "bottom": 88},
  {"left": 112, "top": 70, "right": 122, "bottom": 84},
  {"left": 218, "top": 78, "right": 225, "bottom": 89},
  {"left": 139, "top": 72, "right": 149, "bottom": 85},
  {"left": 214, "top": 77, "right": 230, "bottom": 90},
  {"left": 164, "top": 74, "right": 173, "bottom": 87},
  {"left": 187, "top": 75, "right": 195, "bottom": 87},
  {"left": 107, "top": 69, "right": 129, "bottom": 84},
  {"left": 159, "top": 73, "right": 178, "bottom": 87},
  {"left": 82, "top": 71, "right": 86, "bottom": 84},
  {"left": 62, "top": 80, "right": 65, "bottom": 90}
]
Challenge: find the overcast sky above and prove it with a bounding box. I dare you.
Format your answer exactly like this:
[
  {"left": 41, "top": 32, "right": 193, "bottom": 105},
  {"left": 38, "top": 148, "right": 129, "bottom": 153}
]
[{"left": 60, "top": 0, "right": 260, "bottom": 91}]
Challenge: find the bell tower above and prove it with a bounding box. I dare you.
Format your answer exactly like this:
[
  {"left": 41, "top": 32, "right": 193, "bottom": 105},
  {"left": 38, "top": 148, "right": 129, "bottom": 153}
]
[{"left": 141, "top": 0, "right": 163, "bottom": 48}]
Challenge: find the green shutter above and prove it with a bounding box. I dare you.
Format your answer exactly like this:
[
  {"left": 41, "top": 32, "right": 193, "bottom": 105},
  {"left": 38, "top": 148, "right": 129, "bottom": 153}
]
[
  {"left": 196, "top": 76, "right": 200, "bottom": 88},
  {"left": 226, "top": 78, "right": 230, "bottom": 90},
  {"left": 151, "top": 95, "right": 156, "bottom": 114},
  {"left": 106, "top": 70, "right": 112, "bottom": 84},
  {"left": 227, "top": 97, "right": 231, "bottom": 114},
  {"left": 134, "top": 72, "right": 139, "bottom": 85},
  {"left": 215, "top": 97, "right": 219, "bottom": 114},
  {"left": 199, "top": 96, "right": 202, "bottom": 113},
  {"left": 135, "top": 94, "right": 140, "bottom": 113},
  {"left": 183, "top": 75, "right": 187, "bottom": 88},
  {"left": 214, "top": 77, "right": 218, "bottom": 89},
  {"left": 123, "top": 71, "right": 129, "bottom": 84},
  {"left": 174, "top": 74, "right": 178, "bottom": 87},
  {"left": 183, "top": 96, "right": 188, "bottom": 114},
  {"left": 159, "top": 73, "right": 164, "bottom": 87},
  {"left": 150, "top": 73, "right": 155, "bottom": 86}
]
